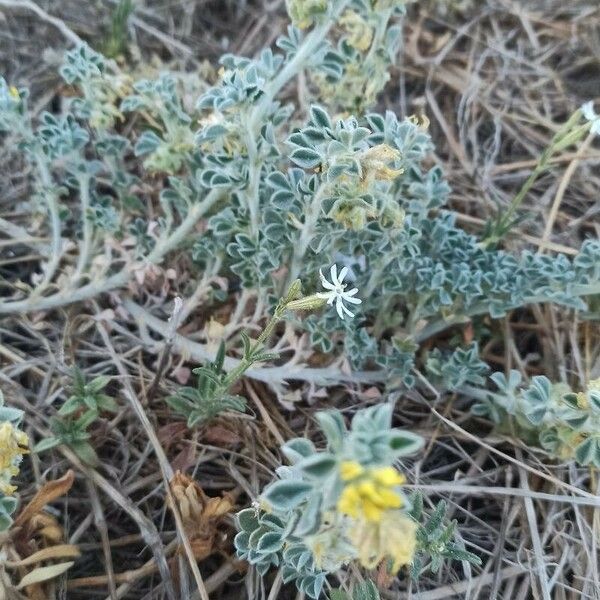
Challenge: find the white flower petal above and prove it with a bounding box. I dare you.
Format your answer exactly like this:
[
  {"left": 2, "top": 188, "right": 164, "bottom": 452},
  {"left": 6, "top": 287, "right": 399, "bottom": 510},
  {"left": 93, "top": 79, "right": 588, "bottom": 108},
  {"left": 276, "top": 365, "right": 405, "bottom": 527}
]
[
  {"left": 318, "top": 263, "right": 361, "bottom": 320},
  {"left": 582, "top": 101, "right": 597, "bottom": 122},
  {"left": 319, "top": 269, "right": 336, "bottom": 290},
  {"left": 592, "top": 121, "right": 600, "bottom": 137},
  {"left": 341, "top": 294, "right": 362, "bottom": 305},
  {"left": 341, "top": 303, "right": 355, "bottom": 318},
  {"left": 330, "top": 263, "right": 338, "bottom": 283}
]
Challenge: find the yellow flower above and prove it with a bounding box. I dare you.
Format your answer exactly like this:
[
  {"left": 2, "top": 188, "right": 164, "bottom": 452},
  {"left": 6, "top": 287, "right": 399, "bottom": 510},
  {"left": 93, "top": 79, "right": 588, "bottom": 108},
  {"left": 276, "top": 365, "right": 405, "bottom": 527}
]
[
  {"left": 337, "top": 464, "right": 406, "bottom": 523},
  {"left": 360, "top": 144, "right": 403, "bottom": 182},
  {"left": 349, "top": 510, "right": 417, "bottom": 572},
  {"left": 340, "top": 10, "right": 373, "bottom": 51},
  {"left": 0, "top": 420, "right": 28, "bottom": 496},
  {"left": 8, "top": 86, "right": 19, "bottom": 99},
  {"left": 340, "top": 460, "right": 364, "bottom": 481},
  {"left": 372, "top": 466, "right": 406, "bottom": 487}
]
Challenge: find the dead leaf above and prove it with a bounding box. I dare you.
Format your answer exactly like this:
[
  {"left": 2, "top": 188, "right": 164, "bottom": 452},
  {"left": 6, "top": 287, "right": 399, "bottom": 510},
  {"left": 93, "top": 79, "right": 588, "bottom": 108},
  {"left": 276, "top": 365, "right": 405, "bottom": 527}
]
[
  {"left": 169, "top": 472, "right": 234, "bottom": 561},
  {"left": 5, "top": 545, "right": 80, "bottom": 568},
  {"left": 14, "top": 470, "right": 75, "bottom": 529},
  {"left": 16, "top": 562, "right": 74, "bottom": 589}
]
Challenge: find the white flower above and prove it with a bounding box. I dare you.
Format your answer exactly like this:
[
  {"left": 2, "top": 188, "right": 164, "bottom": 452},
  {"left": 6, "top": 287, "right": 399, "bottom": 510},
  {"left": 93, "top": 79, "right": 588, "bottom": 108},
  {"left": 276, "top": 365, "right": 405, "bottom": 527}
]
[
  {"left": 581, "top": 101, "right": 600, "bottom": 136},
  {"left": 318, "top": 264, "right": 362, "bottom": 319}
]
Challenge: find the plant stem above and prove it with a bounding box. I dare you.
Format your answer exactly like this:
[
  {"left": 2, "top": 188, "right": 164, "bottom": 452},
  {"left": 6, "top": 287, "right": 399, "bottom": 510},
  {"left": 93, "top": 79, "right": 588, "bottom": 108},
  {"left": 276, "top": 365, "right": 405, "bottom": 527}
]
[
  {"left": 248, "top": 0, "right": 350, "bottom": 132},
  {"left": 286, "top": 186, "right": 326, "bottom": 286},
  {"left": 30, "top": 153, "right": 62, "bottom": 295},
  {"left": 413, "top": 281, "right": 600, "bottom": 344},
  {"left": 483, "top": 115, "right": 587, "bottom": 247},
  {"left": 221, "top": 300, "right": 288, "bottom": 389},
  {"left": 73, "top": 173, "right": 93, "bottom": 283},
  {"left": 0, "top": 189, "right": 223, "bottom": 314}
]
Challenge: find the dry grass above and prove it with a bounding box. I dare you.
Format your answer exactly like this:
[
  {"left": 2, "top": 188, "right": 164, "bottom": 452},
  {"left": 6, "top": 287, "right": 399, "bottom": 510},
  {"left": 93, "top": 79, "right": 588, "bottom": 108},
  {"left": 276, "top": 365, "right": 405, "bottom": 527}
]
[{"left": 0, "top": 1, "right": 599, "bottom": 599}]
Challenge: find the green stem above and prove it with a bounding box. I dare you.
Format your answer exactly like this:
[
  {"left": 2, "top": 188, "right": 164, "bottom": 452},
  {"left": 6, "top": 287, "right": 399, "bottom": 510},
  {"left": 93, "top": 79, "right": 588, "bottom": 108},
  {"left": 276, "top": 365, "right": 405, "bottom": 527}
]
[
  {"left": 221, "top": 301, "right": 288, "bottom": 389},
  {"left": 483, "top": 114, "right": 587, "bottom": 247},
  {"left": 248, "top": 0, "right": 350, "bottom": 132}
]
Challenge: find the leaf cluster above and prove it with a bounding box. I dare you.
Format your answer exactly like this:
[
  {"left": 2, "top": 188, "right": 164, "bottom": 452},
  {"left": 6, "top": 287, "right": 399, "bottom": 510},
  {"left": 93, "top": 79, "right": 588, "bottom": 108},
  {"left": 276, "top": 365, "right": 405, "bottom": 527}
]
[
  {"left": 472, "top": 372, "right": 600, "bottom": 467},
  {"left": 34, "top": 369, "right": 117, "bottom": 465}
]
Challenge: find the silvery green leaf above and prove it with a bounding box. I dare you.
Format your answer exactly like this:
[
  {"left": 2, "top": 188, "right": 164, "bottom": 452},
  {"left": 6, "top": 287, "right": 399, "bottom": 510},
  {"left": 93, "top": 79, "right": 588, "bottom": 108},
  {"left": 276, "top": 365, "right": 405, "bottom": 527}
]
[
  {"left": 234, "top": 530, "right": 250, "bottom": 553},
  {"left": 297, "top": 453, "right": 336, "bottom": 479},
  {"left": 282, "top": 438, "right": 316, "bottom": 463},
  {"left": 574, "top": 437, "right": 600, "bottom": 467},
  {"left": 293, "top": 493, "right": 321, "bottom": 537},
  {"left": 237, "top": 508, "right": 259, "bottom": 533},
  {"left": 261, "top": 480, "right": 313, "bottom": 511},
  {"left": 134, "top": 131, "right": 162, "bottom": 156},
  {"left": 310, "top": 105, "right": 332, "bottom": 130},
  {"left": 290, "top": 148, "right": 321, "bottom": 169},
  {"left": 387, "top": 430, "right": 424, "bottom": 457},
  {"left": 353, "top": 581, "right": 381, "bottom": 600},
  {"left": 256, "top": 532, "right": 284, "bottom": 553},
  {"left": 315, "top": 410, "right": 346, "bottom": 452}
]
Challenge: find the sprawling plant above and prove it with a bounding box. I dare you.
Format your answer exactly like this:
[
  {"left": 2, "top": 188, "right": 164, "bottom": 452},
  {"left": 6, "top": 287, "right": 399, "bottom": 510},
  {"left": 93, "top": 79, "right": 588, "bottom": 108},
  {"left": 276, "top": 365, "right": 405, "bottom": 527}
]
[
  {"left": 0, "top": 1, "right": 598, "bottom": 392},
  {"left": 235, "top": 404, "right": 479, "bottom": 598}
]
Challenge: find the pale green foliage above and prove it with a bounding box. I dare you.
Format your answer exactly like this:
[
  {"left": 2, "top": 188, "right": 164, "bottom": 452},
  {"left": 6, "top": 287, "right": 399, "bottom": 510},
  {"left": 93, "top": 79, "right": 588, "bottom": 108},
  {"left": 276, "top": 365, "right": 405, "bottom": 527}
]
[
  {"left": 234, "top": 404, "right": 476, "bottom": 598},
  {"left": 167, "top": 280, "right": 325, "bottom": 426},
  {"left": 166, "top": 341, "right": 248, "bottom": 427},
  {"left": 426, "top": 343, "right": 489, "bottom": 391},
  {"left": 102, "top": 0, "right": 134, "bottom": 58},
  {"left": 472, "top": 373, "right": 600, "bottom": 467},
  {"left": 235, "top": 404, "right": 421, "bottom": 597},
  {"left": 0, "top": 1, "right": 598, "bottom": 390}
]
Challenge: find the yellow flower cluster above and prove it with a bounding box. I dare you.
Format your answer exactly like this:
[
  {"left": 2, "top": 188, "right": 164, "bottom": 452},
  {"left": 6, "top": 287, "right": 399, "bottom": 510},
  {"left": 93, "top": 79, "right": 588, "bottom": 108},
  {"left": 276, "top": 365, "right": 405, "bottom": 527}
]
[
  {"left": 349, "top": 509, "right": 417, "bottom": 572},
  {"left": 337, "top": 461, "right": 405, "bottom": 522},
  {"left": 0, "top": 421, "right": 29, "bottom": 496},
  {"left": 337, "top": 461, "right": 417, "bottom": 572},
  {"left": 339, "top": 10, "right": 373, "bottom": 51}
]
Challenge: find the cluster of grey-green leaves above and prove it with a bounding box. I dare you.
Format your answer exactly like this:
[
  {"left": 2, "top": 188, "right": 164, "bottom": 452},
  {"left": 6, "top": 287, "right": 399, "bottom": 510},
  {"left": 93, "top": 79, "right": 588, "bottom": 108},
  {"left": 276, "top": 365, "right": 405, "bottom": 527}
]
[
  {"left": 1, "top": 0, "right": 599, "bottom": 447},
  {"left": 1, "top": 0, "right": 600, "bottom": 595},
  {"left": 0, "top": 0, "right": 598, "bottom": 446},
  {"left": 1, "top": 0, "right": 598, "bottom": 388}
]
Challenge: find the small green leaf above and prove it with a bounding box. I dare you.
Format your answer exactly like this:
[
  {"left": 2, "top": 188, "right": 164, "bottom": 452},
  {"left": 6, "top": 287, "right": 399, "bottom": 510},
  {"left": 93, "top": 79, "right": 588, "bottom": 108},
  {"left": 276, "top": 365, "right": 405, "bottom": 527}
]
[
  {"left": 256, "top": 532, "right": 284, "bottom": 553},
  {"left": 315, "top": 411, "right": 346, "bottom": 452},
  {"left": 575, "top": 437, "right": 600, "bottom": 467},
  {"left": 87, "top": 375, "right": 111, "bottom": 393},
  {"left": 34, "top": 437, "right": 62, "bottom": 453},
  {"left": 237, "top": 508, "right": 259, "bottom": 532},
  {"left": 353, "top": 581, "right": 381, "bottom": 600},
  {"left": 58, "top": 396, "right": 81, "bottom": 416}
]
